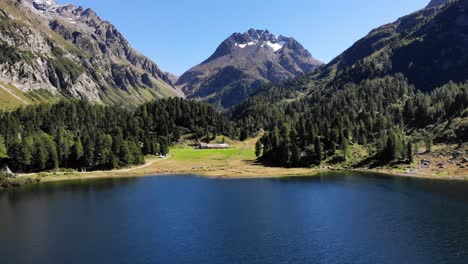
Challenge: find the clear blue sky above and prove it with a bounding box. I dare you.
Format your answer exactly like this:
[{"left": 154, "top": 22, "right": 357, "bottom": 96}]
[{"left": 58, "top": 0, "right": 429, "bottom": 75}]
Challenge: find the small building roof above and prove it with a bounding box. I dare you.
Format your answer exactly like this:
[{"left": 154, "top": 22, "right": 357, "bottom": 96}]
[{"left": 199, "top": 143, "right": 229, "bottom": 148}]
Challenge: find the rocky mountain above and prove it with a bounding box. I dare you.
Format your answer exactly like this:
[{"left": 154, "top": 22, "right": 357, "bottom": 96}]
[
  {"left": 0, "top": 0, "right": 182, "bottom": 109},
  {"left": 176, "top": 29, "right": 323, "bottom": 108},
  {"left": 312, "top": 0, "right": 460, "bottom": 92}
]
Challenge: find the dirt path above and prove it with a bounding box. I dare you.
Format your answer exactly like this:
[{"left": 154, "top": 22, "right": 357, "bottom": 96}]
[
  {"left": 17, "top": 155, "right": 171, "bottom": 178},
  {"left": 0, "top": 84, "right": 29, "bottom": 105},
  {"left": 113, "top": 155, "right": 171, "bottom": 172}
]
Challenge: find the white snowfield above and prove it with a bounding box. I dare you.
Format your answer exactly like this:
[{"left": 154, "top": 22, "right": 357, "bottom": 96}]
[
  {"left": 235, "top": 40, "right": 286, "bottom": 52},
  {"left": 32, "top": 0, "right": 59, "bottom": 8},
  {"left": 38, "top": 0, "right": 56, "bottom": 5}
]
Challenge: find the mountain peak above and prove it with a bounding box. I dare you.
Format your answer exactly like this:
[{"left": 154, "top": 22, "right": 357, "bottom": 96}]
[
  {"left": 244, "top": 29, "right": 277, "bottom": 42},
  {"left": 178, "top": 29, "right": 323, "bottom": 108}
]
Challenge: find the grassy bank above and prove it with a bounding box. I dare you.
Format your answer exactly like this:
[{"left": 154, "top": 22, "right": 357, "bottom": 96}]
[
  {"left": 4, "top": 137, "right": 467, "bottom": 187},
  {"left": 33, "top": 136, "right": 320, "bottom": 183}
]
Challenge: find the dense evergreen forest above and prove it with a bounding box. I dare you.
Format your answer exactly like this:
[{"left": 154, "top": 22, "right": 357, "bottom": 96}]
[
  {"left": 0, "top": 98, "right": 235, "bottom": 172},
  {"left": 0, "top": 75, "right": 466, "bottom": 174},
  {"left": 234, "top": 74, "right": 468, "bottom": 167}
]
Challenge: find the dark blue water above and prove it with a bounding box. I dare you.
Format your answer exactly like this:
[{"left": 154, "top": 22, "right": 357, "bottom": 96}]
[{"left": 1, "top": 172, "right": 468, "bottom": 264}]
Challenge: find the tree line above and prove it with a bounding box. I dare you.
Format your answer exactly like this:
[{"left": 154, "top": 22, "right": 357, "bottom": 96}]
[
  {"left": 0, "top": 98, "right": 235, "bottom": 172},
  {"left": 236, "top": 74, "right": 468, "bottom": 167}
]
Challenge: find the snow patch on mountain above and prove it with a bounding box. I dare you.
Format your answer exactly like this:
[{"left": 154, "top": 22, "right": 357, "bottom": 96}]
[
  {"left": 236, "top": 41, "right": 256, "bottom": 49},
  {"left": 266, "top": 41, "right": 284, "bottom": 52},
  {"left": 235, "top": 39, "right": 285, "bottom": 52},
  {"left": 21, "top": 0, "right": 62, "bottom": 13}
]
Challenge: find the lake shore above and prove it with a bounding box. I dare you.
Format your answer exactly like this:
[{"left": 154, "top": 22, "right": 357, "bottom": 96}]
[
  {"left": 36, "top": 165, "right": 467, "bottom": 184},
  {"left": 4, "top": 139, "right": 467, "bottom": 187},
  {"left": 9, "top": 151, "right": 464, "bottom": 186}
]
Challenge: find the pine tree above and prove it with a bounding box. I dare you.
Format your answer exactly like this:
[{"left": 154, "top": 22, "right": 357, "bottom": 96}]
[
  {"left": 407, "top": 140, "right": 414, "bottom": 164},
  {"left": 0, "top": 135, "right": 7, "bottom": 159},
  {"left": 331, "top": 141, "right": 337, "bottom": 156},
  {"left": 159, "top": 139, "right": 169, "bottom": 156},
  {"left": 120, "top": 141, "right": 132, "bottom": 166},
  {"left": 34, "top": 135, "right": 48, "bottom": 170},
  {"left": 20, "top": 137, "right": 34, "bottom": 169},
  {"left": 278, "top": 141, "right": 290, "bottom": 166},
  {"left": 291, "top": 144, "right": 301, "bottom": 166},
  {"left": 341, "top": 138, "right": 349, "bottom": 161},
  {"left": 424, "top": 135, "right": 433, "bottom": 153},
  {"left": 239, "top": 130, "right": 248, "bottom": 141},
  {"left": 314, "top": 137, "right": 322, "bottom": 164},
  {"left": 71, "top": 137, "right": 84, "bottom": 165},
  {"left": 273, "top": 126, "right": 280, "bottom": 148}
]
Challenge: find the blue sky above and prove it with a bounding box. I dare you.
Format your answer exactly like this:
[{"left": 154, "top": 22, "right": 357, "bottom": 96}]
[{"left": 58, "top": 0, "right": 429, "bottom": 75}]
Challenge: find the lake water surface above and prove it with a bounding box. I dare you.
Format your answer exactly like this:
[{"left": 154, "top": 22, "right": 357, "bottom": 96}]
[{"left": 1, "top": 172, "right": 468, "bottom": 264}]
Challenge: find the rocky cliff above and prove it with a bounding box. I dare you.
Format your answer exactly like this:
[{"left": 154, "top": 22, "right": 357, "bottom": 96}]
[{"left": 0, "top": 0, "right": 182, "bottom": 108}]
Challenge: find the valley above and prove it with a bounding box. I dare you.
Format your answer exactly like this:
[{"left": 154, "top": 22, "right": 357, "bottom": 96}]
[
  {"left": 0, "top": 0, "right": 467, "bottom": 188},
  {"left": 2, "top": 1, "right": 468, "bottom": 264}
]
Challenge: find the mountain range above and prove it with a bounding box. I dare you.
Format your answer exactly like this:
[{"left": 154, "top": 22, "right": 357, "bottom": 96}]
[
  {"left": 0, "top": 1, "right": 323, "bottom": 109},
  {"left": 0, "top": 0, "right": 465, "bottom": 112}
]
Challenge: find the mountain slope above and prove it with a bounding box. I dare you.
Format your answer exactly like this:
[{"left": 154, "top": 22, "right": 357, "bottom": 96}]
[
  {"left": 0, "top": 0, "right": 182, "bottom": 108},
  {"left": 312, "top": 0, "right": 459, "bottom": 91},
  {"left": 177, "top": 29, "right": 323, "bottom": 108}
]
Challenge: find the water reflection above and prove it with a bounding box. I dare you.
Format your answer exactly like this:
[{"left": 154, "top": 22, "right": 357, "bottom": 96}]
[{"left": 1, "top": 177, "right": 138, "bottom": 204}]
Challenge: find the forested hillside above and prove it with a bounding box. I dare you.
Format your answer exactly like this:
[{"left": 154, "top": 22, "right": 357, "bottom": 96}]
[
  {"left": 234, "top": 75, "right": 467, "bottom": 167},
  {"left": 0, "top": 99, "right": 234, "bottom": 172}
]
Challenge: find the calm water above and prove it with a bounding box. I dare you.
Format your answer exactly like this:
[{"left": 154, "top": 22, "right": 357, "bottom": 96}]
[{"left": 1, "top": 172, "right": 468, "bottom": 264}]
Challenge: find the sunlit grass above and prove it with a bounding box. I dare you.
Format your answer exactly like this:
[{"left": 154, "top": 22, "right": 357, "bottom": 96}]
[{"left": 169, "top": 147, "right": 255, "bottom": 162}]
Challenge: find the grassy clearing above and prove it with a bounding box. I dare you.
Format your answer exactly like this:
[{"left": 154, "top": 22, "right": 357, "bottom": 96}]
[
  {"left": 169, "top": 148, "right": 255, "bottom": 163},
  {"left": 34, "top": 135, "right": 320, "bottom": 182},
  {"left": 147, "top": 143, "right": 319, "bottom": 178}
]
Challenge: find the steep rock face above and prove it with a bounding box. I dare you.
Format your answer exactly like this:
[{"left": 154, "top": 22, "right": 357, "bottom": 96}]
[
  {"left": 177, "top": 29, "right": 322, "bottom": 108},
  {"left": 0, "top": 0, "right": 181, "bottom": 107}
]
